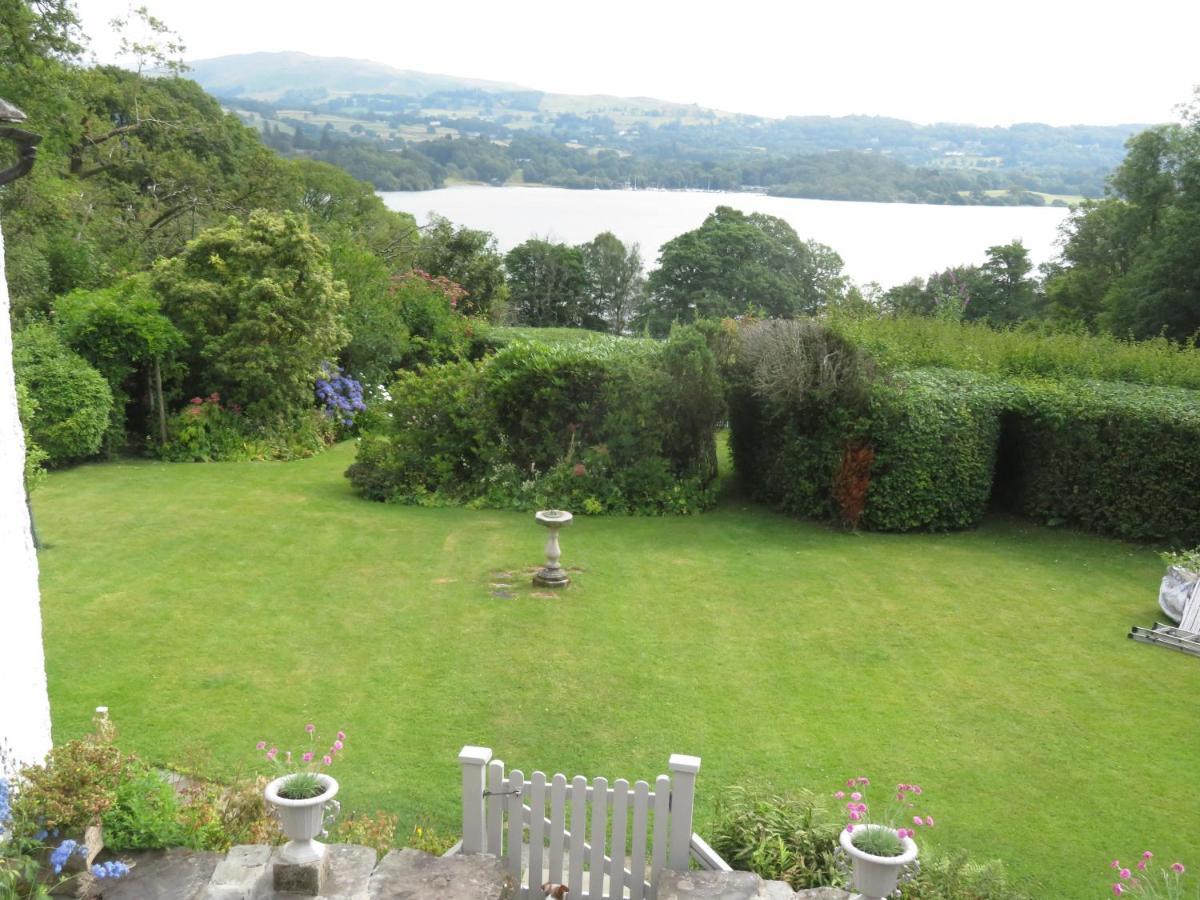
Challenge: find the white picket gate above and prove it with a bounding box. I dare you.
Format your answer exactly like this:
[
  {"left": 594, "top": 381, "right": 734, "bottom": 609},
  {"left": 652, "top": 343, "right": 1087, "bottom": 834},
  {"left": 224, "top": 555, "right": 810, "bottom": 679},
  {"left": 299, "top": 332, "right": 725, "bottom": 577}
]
[{"left": 457, "top": 747, "right": 726, "bottom": 900}]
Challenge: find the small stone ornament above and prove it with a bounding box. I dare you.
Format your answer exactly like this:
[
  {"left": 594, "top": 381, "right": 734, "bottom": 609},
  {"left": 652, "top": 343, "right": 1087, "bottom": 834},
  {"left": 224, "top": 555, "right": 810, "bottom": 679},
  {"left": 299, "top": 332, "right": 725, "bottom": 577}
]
[{"left": 533, "top": 509, "right": 573, "bottom": 587}]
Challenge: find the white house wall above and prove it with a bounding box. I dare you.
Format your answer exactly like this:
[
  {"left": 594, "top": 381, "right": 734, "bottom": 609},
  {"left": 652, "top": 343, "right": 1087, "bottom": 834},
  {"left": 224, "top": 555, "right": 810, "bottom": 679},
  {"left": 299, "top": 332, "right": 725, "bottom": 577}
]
[{"left": 0, "top": 223, "right": 53, "bottom": 771}]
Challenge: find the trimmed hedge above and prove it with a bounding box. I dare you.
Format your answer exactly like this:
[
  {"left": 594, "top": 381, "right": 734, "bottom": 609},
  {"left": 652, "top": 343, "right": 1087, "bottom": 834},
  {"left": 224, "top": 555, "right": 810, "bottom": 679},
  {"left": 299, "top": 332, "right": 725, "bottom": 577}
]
[
  {"left": 731, "top": 318, "right": 1200, "bottom": 543},
  {"left": 864, "top": 371, "right": 1012, "bottom": 532},
  {"left": 347, "top": 328, "right": 724, "bottom": 514},
  {"left": 1009, "top": 378, "right": 1200, "bottom": 545},
  {"left": 731, "top": 359, "right": 1009, "bottom": 532}
]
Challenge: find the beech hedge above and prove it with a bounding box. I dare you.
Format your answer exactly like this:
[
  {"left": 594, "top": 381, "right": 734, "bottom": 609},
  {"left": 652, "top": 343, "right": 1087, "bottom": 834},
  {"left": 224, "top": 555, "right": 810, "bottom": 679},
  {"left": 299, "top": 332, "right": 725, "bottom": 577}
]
[{"left": 347, "top": 328, "right": 723, "bottom": 514}]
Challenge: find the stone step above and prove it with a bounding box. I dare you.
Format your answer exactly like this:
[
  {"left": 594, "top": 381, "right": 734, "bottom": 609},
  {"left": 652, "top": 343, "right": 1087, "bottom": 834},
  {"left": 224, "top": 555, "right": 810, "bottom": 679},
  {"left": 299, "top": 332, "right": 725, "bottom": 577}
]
[
  {"left": 89, "top": 844, "right": 850, "bottom": 900},
  {"left": 657, "top": 870, "right": 852, "bottom": 900},
  {"left": 368, "top": 849, "right": 513, "bottom": 900}
]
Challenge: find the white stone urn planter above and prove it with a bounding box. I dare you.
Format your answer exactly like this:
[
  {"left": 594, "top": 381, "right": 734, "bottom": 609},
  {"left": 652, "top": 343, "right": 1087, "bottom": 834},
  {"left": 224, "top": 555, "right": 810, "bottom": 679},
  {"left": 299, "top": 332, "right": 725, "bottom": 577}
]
[
  {"left": 839, "top": 825, "right": 918, "bottom": 900},
  {"left": 264, "top": 774, "right": 339, "bottom": 864}
]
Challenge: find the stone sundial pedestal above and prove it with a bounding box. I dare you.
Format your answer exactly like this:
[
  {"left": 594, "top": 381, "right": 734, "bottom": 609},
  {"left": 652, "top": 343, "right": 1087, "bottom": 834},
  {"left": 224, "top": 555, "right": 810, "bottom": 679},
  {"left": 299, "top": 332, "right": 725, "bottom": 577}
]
[{"left": 533, "top": 509, "right": 573, "bottom": 587}]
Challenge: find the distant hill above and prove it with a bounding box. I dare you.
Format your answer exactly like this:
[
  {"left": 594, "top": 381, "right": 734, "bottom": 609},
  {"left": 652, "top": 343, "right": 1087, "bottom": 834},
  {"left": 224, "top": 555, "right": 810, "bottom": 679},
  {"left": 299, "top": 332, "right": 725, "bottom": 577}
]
[
  {"left": 186, "top": 52, "right": 528, "bottom": 102},
  {"left": 187, "top": 52, "right": 1151, "bottom": 203},
  {"left": 186, "top": 52, "right": 737, "bottom": 119}
]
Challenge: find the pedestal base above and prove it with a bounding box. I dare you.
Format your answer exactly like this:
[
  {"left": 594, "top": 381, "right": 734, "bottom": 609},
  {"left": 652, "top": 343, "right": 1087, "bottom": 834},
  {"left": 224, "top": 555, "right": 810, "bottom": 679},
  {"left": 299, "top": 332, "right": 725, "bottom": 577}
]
[
  {"left": 273, "top": 848, "right": 329, "bottom": 895},
  {"left": 533, "top": 566, "right": 570, "bottom": 587}
]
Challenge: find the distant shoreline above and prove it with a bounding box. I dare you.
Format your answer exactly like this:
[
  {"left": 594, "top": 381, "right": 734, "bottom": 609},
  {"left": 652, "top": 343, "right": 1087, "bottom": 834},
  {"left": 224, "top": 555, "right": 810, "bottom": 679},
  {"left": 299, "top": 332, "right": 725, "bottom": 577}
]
[{"left": 397, "top": 181, "right": 1079, "bottom": 210}]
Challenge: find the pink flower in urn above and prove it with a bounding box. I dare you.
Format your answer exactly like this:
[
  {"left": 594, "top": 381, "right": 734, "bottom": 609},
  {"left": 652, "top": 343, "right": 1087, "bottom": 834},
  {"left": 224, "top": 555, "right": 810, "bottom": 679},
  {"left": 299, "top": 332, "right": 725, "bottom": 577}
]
[
  {"left": 302, "top": 752, "right": 313, "bottom": 763},
  {"left": 256, "top": 741, "right": 266, "bottom": 750},
  {"left": 305, "top": 723, "right": 315, "bottom": 734},
  {"left": 1173, "top": 863, "right": 1186, "bottom": 874},
  {"left": 322, "top": 755, "right": 333, "bottom": 766}
]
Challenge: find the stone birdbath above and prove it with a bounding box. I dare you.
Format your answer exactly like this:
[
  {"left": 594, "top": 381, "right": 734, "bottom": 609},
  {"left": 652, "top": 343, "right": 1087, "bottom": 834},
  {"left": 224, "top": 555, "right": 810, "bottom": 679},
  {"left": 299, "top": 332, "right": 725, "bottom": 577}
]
[{"left": 534, "top": 509, "right": 573, "bottom": 587}]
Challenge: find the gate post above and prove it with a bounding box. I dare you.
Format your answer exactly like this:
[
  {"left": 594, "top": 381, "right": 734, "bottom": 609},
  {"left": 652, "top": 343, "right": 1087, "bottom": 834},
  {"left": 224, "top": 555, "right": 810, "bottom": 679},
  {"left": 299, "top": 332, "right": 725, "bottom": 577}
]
[
  {"left": 667, "top": 754, "right": 700, "bottom": 871},
  {"left": 459, "top": 745, "right": 492, "bottom": 854}
]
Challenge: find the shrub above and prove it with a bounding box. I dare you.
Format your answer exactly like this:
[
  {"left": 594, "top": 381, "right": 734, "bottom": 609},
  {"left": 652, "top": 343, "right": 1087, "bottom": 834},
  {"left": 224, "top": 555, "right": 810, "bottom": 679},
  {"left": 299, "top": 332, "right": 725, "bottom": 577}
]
[
  {"left": 1007, "top": 378, "right": 1200, "bottom": 544},
  {"left": 902, "top": 849, "right": 1030, "bottom": 899},
  {"left": 708, "top": 785, "right": 841, "bottom": 890},
  {"left": 100, "top": 765, "right": 184, "bottom": 850},
  {"left": 15, "top": 383, "right": 48, "bottom": 493},
  {"left": 158, "top": 394, "right": 249, "bottom": 462},
  {"left": 709, "top": 785, "right": 1027, "bottom": 899},
  {"left": 348, "top": 328, "right": 723, "bottom": 514},
  {"left": 404, "top": 818, "right": 458, "bottom": 856},
  {"left": 159, "top": 396, "right": 337, "bottom": 463},
  {"left": 10, "top": 714, "right": 129, "bottom": 834},
  {"left": 330, "top": 811, "right": 398, "bottom": 856},
  {"left": 347, "top": 360, "right": 490, "bottom": 502},
  {"left": 12, "top": 324, "right": 113, "bottom": 466}
]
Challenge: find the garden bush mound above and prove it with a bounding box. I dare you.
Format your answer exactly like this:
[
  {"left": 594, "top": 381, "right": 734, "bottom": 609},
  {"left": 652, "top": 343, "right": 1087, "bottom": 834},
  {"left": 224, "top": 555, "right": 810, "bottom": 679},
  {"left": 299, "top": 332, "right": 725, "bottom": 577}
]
[
  {"left": 347, "top": 327, "right": 724, "bottom": 514},
  {"left": 728, "top": 318, "right": 1200, "bottom": 544}
]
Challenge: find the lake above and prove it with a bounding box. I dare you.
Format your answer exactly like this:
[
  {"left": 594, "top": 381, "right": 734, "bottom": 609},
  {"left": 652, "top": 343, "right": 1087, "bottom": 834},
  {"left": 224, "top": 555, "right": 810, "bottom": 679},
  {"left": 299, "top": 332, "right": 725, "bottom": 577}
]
[{"left": 379, "top": 185, "right": 1073, "bottom": 289}]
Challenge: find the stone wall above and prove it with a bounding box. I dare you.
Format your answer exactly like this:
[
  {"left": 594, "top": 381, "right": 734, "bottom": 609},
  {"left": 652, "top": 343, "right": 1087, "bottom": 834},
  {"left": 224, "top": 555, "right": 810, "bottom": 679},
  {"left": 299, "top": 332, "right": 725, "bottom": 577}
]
[{"left": 0, "top": 223, "right": 53, "bottom": 770}]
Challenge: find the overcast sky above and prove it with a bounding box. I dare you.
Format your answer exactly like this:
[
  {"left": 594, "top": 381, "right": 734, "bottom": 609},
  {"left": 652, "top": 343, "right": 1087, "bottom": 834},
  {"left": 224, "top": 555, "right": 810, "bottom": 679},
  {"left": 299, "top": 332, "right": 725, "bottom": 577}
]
[{"left": 77, "top": 0, "right": 1198, "bottom": 127}]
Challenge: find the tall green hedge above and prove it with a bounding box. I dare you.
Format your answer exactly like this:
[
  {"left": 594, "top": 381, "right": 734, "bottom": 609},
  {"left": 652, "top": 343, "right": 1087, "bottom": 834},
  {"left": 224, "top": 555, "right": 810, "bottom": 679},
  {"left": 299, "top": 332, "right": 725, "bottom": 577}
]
[
  {"left": 863, "top": 371, "right": 1011, "bottom": 531},
  {"left": 1008, "top": 379, "right": 1200, "bottom": 545},
  {"left": 347, "top": 328, "right": 724, "bottom": 514},
  {"left": 730, "top": 356, "right": 1009, "bottom": 531},
  {"left": 730, "top": 318, "right": 1200, "bottom": 544}
]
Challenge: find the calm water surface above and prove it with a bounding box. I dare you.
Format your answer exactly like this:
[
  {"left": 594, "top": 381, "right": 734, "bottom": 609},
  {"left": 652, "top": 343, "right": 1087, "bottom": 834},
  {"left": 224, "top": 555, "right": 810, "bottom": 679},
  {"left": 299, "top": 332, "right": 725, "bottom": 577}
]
[{"left": 380, "top": 185, "right": 1072, "bottom": 289}]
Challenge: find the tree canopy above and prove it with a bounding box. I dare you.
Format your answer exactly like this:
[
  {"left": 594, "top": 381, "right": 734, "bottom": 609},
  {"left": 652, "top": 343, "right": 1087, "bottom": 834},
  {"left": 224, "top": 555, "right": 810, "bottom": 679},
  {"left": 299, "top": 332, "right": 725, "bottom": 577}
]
[{"left": 641, "top": 207, "right": 847, "bottom": 335}]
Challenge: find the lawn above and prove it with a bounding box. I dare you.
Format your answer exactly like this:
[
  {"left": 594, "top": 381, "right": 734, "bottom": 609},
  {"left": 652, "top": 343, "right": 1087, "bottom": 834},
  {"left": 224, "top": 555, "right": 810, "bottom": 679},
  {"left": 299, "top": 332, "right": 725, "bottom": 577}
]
[{"left": 32, "top": 441, "right": 1199, "bottom": 897}]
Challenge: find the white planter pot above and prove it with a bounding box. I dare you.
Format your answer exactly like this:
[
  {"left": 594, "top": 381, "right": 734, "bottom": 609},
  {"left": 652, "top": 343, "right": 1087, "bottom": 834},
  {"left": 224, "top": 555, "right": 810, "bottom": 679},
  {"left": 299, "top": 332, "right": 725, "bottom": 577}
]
[
  {"left": 839, "top": 825, "right": 918, "bottom": 900},
  {"left": 264, "top": 774, "right": 340, "bottom": 864}
]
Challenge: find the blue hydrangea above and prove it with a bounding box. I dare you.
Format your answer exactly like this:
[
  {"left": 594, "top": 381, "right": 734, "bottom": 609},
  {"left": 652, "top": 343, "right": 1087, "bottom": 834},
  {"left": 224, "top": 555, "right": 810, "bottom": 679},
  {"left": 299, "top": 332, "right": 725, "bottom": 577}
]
[
  {"left": 91, "top": 860, "right": 130, "bottom": 879},
  {"left": 314, "top": 362, "right": 366, "bottom": 427}
]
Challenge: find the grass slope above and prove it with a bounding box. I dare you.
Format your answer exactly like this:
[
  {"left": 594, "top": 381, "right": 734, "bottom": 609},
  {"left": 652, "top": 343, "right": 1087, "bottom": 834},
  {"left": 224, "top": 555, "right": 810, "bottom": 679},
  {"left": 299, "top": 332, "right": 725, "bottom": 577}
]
[{"left": 32, "top": 442, "right": 1198, "bottom": 897}]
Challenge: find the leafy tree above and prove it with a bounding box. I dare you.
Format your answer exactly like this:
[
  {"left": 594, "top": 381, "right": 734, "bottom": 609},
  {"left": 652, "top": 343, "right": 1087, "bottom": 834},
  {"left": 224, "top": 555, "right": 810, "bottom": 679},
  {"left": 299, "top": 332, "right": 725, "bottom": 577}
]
[
  {"left": 415, "top": 216, "right": 508, "bottom": 318},
  {"left": 504, "top": 239, "right": 595, "bottom": 328},
  {"left": 55, "top": 275, "right": 183, "bottom": 445},
  {"left": 292, "top": 158, "right": 418, "bottom": 267},
  {"left": 642, "top": 206, "right": 847, "bottom": 335},
  {"left": 578, "top": 231, "right": 644, "bottom": 334},
  {"left": 1046, "top": 92, "right": 1200, "bottom": 340},
  {"left": 967, "top": 241, "right": 1038, "bottom": 325},
  {"left": 152, "top": 211, "right": 348, "bottom": 420}
]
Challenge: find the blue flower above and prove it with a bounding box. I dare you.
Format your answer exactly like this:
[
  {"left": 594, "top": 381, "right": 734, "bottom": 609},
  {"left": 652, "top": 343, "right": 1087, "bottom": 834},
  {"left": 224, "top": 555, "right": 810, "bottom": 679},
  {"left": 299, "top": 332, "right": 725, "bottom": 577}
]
[
  {"left": 91, "top": 860, "right": 130, "bottom": 879},
  {"left": 50, "top": 838, "right": 82, "bottom": 874}
]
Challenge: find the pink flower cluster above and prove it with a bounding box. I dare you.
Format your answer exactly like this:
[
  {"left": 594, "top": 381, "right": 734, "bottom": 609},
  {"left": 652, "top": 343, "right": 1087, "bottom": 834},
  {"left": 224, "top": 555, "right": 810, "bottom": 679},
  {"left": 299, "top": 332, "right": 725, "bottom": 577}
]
[
  {"left": 1108, "top": 851, "right": 1186, "bottom": 895},
  {"left": 255, "top": 724, "right": 348, "bottom": 772},
  {"left": 836, "top": 776, "right": 933, "bottom": 840}
]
